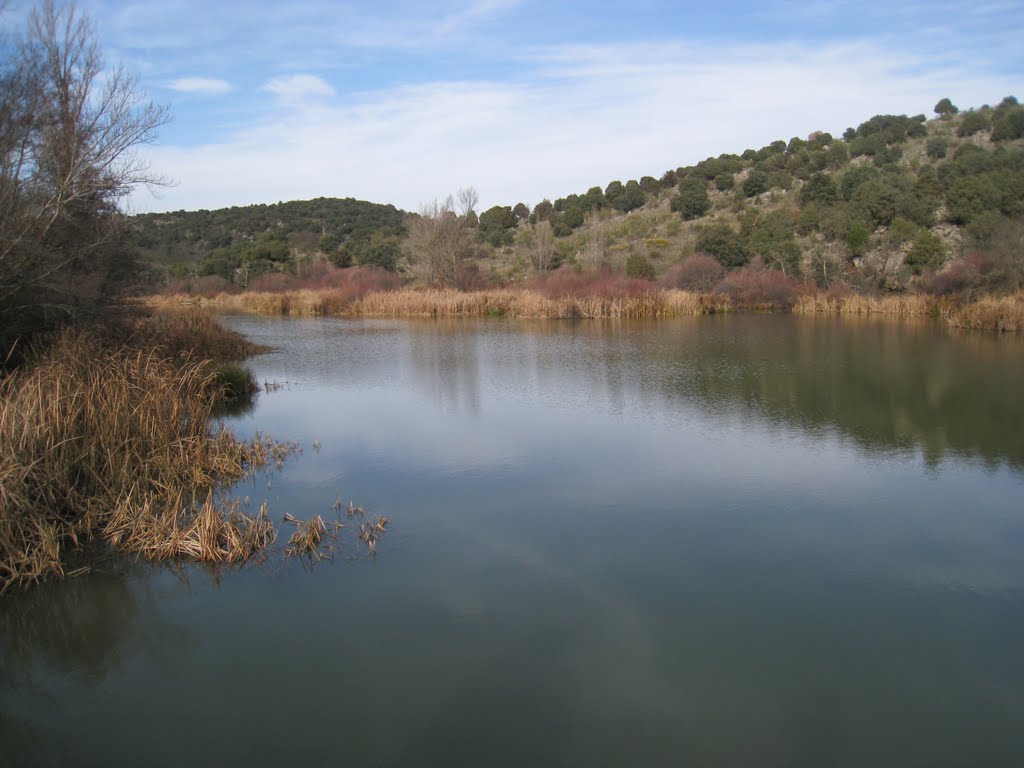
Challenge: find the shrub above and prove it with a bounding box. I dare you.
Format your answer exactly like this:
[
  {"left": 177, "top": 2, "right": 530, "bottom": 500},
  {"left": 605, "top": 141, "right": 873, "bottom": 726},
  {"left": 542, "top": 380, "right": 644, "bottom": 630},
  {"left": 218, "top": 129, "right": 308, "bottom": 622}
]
[
  {"left": 715, "top": 262, "right": 798, "bottom": 307},
  {"left": 671, "top": 177, "right": 711, "bottom": 220},
  {"left": 696, "top": 222, "right": 750, "bottom": 267},
  {"left": 917, "top": 260, "right": 978, "bottom": 295},
  {"left": 926, "top": 136, "right": 948, "bottom": 159},
  {"left": 905, "top": 231, "right": 946, "bottom": 273},
  {"left": 625, "top": 253, "right": 656, "bottom": 280},
  {"left": 659, "top": 254, "right": 726, "bottom": 291}
]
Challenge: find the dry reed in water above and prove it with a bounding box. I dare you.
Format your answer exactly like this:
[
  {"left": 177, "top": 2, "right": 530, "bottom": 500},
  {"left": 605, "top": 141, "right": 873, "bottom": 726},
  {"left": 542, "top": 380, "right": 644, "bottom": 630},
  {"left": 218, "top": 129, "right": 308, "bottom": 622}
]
[{"left": 0, "top": 327, "right": 285, "bottom": 593}]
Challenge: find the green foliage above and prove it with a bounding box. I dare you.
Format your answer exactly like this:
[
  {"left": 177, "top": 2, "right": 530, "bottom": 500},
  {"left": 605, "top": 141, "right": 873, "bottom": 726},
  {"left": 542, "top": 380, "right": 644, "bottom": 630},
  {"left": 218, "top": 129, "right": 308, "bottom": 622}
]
[
  {"left": 934, "top": 98, "right": 959, "bottom": 118},
  {"left": 697, "top": 223, "right": 750, "bottom": 267},
  {"left": 671, "top": 178, "right": 711, "bottom": 220},
  {"left": 606, "top": 180, "right": 646, "bottom": 212},
  {"left": 244, "top": 230, "right": 291, "bottom": 262},
  {"left": 357, "top": 232, "right": 401, "bottom": 271},
  {"left": 129, "top": 197, "right": 404, "bottom": 279},
  {"left": 846, "top": 224, "right": 870, "bottom": 256},
  {"left": 905, "top": 231, "right": 945, "bottom": 273},
  {"left": 742, "top": 169, "right": 769, "bottom": 197},
  {"left": 884, "top": 218, "right": 920, "bottom": 246},
  {"left": 992, "top": 106, "right": 1024, "bottom": 141},
  {"left": 958, "top": 110, "right": 992, "bottom": 137},
  {"left": 926, "top": 136, "right": 948, "bottom": 159},
  {"left": 478, "top": 205, "right": 517, "bottom": 247},
  {"left": 747, "top": 210, "right": 802, "bottom": 274},
  {"left": 840, "top": 166, "right": 880, "bottom": 201},
  {"left": 714, "top": 173, "right": 734, "bottom": 191},
  {"left": 800, "top": 173, "right": 838, "bottom": 207},
  {"left": 946, "top": 175, "right": 1003, "bottom": 224},
  {"left": 625, "top": 252, "right": 656, "bottom": 280},
  {"left": 532, "top": 199, "right": 554, "bottom": 222}
]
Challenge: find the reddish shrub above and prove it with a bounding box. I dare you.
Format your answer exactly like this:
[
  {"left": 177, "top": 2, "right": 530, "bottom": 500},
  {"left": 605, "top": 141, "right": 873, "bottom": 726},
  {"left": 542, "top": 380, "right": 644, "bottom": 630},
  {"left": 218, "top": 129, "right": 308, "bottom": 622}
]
[
  {"left": 531, "top": 266, "right": 655, "bottom": 299},
  {"left": 917, "top": 260, "right": 979, "bottom": 296},
  {"left": 163, "top": 278, "right": 191, "bottom": 295},
  {"left": 716, "top": 263, "right": 798, "bottom": 307},
  {"left": 659, "top": 253, "right": 725, "bottom": 291},
  {"left": 247, "top": 273, "right": 293, "bottom": 292}
]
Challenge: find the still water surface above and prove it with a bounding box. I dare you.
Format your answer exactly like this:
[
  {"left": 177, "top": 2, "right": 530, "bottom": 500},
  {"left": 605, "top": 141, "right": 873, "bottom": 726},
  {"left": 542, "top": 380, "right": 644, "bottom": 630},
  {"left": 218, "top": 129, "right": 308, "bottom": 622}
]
[{"left": 3, "top": 315, "right": 1024, "bottom": 767}]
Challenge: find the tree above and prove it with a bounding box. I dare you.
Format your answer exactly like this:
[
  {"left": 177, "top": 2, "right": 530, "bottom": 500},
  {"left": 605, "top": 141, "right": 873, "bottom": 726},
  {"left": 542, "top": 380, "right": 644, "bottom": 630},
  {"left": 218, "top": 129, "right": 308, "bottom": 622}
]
[
  {"left": 531, "top": 220, "right": 554, "bottom": 272},
  {"left": 1, "top": 0, "right": 169, "bottom": 355},
  {"left": 934, "top": 98, "right": 959, "bottom": 118},
  {"left": 456, "top": 187, "right": 479, "bottom": 217},
  {"left": 671, "top": 177, "right": 710, "bottom": 220},
  {"left": 625, "top": 252, "right": 655, "bottom": 280},
  {"left": 477, "top": 205, "right": 516, "bottom": 247},
  {"left": 799, "top": 172, "right": 838, "bottom": 207},
  {"left": 696, "top": 223, "right": 749, "bottom": 267},
  {"left": 405, "top": 196, "right": 477, "bottom": 286}
]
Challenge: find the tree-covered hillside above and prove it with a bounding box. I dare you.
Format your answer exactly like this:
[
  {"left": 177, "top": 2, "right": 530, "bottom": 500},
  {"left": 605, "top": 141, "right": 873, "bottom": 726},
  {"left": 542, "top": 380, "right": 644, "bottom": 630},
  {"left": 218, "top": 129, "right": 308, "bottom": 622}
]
[
  {"left": 129, "top": 197, "right": 405, "bottom": 285},
  {"left": 141, "top": 95, "right": 1024, "bottom": 299}
]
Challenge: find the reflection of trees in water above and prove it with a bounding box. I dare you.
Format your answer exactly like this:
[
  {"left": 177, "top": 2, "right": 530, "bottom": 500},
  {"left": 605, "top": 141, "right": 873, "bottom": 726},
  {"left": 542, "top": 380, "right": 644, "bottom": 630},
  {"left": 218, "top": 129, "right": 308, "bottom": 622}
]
[
  {"left": 405, "top": 321, "right": 482, "bottom": 416},
  {"left": 441, "top": 316, "right": 1024, "bottom": 469},
  {"left": 0, "top": 563, "right": 199, "bottom": 765}
]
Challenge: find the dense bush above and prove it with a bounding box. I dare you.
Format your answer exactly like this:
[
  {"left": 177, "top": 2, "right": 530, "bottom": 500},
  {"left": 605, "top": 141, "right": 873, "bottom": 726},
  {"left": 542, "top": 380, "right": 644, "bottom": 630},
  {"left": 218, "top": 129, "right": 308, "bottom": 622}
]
[
  {"left": 659, "top": 254, "right": 725, "bottom": 291},
  {"left": 715, "top": 262, "right": 798, "bottom": 307}
]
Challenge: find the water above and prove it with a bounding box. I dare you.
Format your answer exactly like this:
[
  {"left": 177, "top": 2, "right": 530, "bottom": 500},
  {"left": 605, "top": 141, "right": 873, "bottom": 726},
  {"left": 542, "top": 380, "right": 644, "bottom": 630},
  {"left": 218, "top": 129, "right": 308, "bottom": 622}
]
[{"left": 3, "top": 315, "right": 1024, "bottom": 767}]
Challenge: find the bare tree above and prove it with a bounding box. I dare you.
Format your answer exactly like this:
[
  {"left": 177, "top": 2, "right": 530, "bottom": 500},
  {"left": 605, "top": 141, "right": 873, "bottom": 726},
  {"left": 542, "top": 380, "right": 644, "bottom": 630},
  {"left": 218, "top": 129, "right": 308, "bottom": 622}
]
[
  {"left": 1, "top": 0, "right": 169, "bottom": 354},
  {"left": 456, "top": 186, "right": 479, "bottom": 218},
  {"left": 405, "top": 196, "right": 477, "bottom": 287},
  {"left": 532, "top": 220, "right": 554, "bottom": 272}
]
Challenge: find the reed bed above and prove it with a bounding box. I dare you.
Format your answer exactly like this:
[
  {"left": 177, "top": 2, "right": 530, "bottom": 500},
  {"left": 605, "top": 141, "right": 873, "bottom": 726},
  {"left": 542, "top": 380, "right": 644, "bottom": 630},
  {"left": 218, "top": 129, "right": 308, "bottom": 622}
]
[
  {"left": 944, "top": 293, "right": 1024, "bottom": 332},
  {"left": 151, "top": 287, "right": 732, "bottom": 319},
  {"left": 793, "top": 293, "right": 936, "bottom": 317},
  {"left": 0, "top": 328, "right": 284, "bottom": 593}
]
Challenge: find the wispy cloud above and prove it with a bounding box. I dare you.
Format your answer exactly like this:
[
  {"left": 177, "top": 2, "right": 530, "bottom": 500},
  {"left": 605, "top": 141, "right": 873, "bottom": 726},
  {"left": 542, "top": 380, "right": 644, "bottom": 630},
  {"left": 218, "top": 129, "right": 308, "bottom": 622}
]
[
  {"left": 133, "top": 39, "right": 1019, "bottom": 215},
  {"left": 262, "top": 74, "right": 336, "bottom": 101},
  {"left": 168, "top": 77, "right": 232, "bottom": 95}
]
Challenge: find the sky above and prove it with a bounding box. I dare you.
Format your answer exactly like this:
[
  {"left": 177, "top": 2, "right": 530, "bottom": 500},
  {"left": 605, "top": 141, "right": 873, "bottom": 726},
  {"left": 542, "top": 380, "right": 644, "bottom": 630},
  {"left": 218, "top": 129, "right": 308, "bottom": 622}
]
[{"left": 5, "top": 0, "right": 1023, "bottom": 213}]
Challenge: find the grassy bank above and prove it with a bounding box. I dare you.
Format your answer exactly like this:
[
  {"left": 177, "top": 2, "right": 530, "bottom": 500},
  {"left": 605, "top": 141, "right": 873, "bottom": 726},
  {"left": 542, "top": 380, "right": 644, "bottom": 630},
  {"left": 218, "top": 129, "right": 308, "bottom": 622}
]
[
  {"left": 0, "top": 313, "right": 284, "bottom": 594},
  {"left": 148, "top": 286, "right": 1024, "bottom": 332}
]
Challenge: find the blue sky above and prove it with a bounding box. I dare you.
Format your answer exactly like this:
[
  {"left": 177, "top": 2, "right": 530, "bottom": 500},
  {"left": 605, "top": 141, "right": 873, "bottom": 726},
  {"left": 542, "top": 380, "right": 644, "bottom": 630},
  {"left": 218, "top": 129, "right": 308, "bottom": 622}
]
[{"left": 6, "top": 1, "right": 1023, "bottom": 212}]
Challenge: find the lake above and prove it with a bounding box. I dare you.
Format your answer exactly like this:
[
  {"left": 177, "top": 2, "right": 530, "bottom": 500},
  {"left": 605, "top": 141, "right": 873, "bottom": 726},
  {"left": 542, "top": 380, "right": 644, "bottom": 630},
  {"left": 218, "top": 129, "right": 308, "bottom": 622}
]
[{"left": 3, "top": 314, "right": 1024, "bottom": 767}]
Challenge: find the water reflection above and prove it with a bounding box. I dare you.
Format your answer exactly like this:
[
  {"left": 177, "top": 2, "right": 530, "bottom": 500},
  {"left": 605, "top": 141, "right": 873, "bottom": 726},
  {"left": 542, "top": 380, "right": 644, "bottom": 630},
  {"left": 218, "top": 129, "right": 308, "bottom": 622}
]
[{"left": 3, "top": 314, "right": 1022, "bottom": 767}]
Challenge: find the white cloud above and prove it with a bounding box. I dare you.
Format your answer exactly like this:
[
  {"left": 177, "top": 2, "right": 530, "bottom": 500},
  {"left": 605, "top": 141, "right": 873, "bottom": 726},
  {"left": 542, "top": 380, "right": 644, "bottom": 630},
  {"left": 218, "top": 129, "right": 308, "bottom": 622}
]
[
  {"left": 132, "top": 41, "right": 1020, "bottom": 214},
  {"left": 168, "top": 76, "right": 232, "bottom": 95},
  {"left": 262, "top": 74, "right": 336, "bottom": 101}
]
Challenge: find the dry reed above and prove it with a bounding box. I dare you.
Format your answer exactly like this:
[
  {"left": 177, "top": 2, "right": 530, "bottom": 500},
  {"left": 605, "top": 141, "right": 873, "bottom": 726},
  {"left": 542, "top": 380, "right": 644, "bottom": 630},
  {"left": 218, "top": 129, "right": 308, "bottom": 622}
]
[
  {"left": 793, "top": 293, "right": 936, "bottom": 317},
  {"left": 0, "top": 327, "right": 286, "bottom": 593},
  {"left": 149, "top": 287, "right": 732, "bottom": 319},
  {"left": 944, "top": 293, "right": 1024, "bottom": 332}
]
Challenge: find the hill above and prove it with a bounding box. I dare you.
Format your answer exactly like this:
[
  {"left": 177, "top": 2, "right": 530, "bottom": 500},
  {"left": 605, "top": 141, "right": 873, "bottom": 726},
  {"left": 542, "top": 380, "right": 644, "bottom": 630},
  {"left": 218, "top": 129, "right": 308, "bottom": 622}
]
[
  {"left": 128, "top": 197, "right": 406, "bottom": 286},
  {"left": 137, "top": 95, "right": 1024, "bottom": 299}
]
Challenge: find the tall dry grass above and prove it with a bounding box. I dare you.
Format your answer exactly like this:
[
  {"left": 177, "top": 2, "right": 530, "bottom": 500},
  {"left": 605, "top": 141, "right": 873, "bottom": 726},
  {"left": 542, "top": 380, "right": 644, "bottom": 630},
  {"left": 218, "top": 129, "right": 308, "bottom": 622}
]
[
  {"left": 150, "top": 287, "right": 732, "bottom": 319},
  {"left": 793, "top": 293, "right": 937, "bottom": 317},
  {"left": 0, "top": 328, "right": 282, "bottom": 594},
  {"left": 944, "top": 293, "right": 1024, "bottom": 332}
]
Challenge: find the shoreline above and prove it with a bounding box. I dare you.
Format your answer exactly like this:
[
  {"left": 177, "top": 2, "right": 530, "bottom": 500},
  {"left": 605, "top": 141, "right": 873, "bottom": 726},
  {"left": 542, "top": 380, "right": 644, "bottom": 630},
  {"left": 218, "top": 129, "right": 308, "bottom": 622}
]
[{"left": 144, "top": 287, "right": 1024, "bottom": 333}]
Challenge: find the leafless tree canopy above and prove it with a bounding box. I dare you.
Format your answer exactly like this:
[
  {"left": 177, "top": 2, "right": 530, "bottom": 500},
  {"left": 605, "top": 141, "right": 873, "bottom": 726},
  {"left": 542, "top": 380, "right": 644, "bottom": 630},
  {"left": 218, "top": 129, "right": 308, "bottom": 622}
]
[
  {"left": 532, "top": 220, "right": 554, "bottom": 272},
  {"left": 1, "top": 0, "right": 169, "bottom": 356},
  {"left": 405, "top": 194, "right": 478, "bottom": 287},
  {"left": 456, "top": 187, "right": 478, "bottom": 218}
]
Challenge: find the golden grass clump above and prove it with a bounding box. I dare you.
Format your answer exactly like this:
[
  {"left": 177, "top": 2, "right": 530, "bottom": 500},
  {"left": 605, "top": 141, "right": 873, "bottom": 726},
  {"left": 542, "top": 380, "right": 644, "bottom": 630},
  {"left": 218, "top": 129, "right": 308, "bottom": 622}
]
[
  {"left": 944, "top": 293, "right": 1024, "bottom": 332},
  {"left": 0, "top": 328, "right": 284, "bottom": 593},
  {"left": 282, "top": 512, "right": 330, "bottom": 557},
  {"left": 132, "top": 308, "right": 267, "bottom": 361},
  {"left": 793, "top": 292, "right": 936, "bottom": 317},
  {"left": 158, "top": 287, "right": 734, "bottom": 320}
]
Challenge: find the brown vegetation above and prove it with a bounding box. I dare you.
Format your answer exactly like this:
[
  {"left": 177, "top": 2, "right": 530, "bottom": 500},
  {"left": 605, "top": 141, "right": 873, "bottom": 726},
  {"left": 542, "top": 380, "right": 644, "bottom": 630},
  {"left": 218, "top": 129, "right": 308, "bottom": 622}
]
[
  {"left": 0, "top": 307, "right": 323, "bottom": 593},
  {"left": 943, "top": 293, "right": 1024, "bottom": 332}
]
